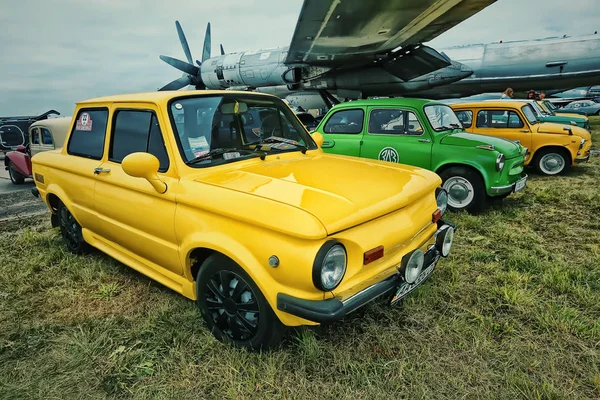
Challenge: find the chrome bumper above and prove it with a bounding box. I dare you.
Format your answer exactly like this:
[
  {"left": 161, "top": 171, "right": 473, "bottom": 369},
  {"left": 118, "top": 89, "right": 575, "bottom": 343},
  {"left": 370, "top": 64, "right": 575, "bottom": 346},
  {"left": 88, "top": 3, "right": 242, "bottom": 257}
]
[{"left": 490, "top": 174, "right": 528, "bottom": 195}]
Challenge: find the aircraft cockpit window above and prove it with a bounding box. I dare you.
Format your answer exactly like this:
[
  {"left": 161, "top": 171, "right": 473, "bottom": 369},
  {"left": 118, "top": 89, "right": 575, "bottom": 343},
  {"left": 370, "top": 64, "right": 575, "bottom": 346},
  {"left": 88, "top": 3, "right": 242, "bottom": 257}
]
[{"left": 323, "top": 109, "right": 364, "bottom": 134}]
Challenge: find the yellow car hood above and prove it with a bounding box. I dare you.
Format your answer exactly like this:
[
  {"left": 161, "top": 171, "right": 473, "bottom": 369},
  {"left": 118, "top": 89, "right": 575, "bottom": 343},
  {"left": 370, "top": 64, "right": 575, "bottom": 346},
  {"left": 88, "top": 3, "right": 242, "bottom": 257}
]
[
  {"left": 193, "top": 152, "right": 441, "bottom": 236},
  {"left": 536, "top": 123, "right": 591, "bottom": 140}
]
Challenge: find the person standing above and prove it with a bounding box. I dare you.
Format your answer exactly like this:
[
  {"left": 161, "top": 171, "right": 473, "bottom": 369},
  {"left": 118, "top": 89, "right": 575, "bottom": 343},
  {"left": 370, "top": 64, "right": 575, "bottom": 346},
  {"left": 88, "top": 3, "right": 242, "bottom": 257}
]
[{"left": 501, "top": 88, "right": 514, "bottom": 98}]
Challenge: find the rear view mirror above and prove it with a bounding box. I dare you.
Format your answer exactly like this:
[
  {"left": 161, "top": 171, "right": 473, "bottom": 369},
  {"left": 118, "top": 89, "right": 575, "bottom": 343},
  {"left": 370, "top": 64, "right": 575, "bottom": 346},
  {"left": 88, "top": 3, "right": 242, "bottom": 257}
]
[
  {"left": 221, "top": 102, "right": 248, "bottom": 114},
  {"left": 122, "top": 152, "right": 167, "bottom": 193},
  {"left": 311, "top": 131, "right": 324, "bottom": 148}
]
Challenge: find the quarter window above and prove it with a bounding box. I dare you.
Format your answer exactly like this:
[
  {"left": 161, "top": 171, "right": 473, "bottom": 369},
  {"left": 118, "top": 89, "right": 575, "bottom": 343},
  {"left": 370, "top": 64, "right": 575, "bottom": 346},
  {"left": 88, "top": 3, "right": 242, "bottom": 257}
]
[
  {"left": 455, "top": 110, "right": 473, "bottom": 128},
  {"left": 323, "top": 109, "right": 364, "bottom": 134},
  {"left": 110, "top": 110, "right": 169, "bottom": 172},
  {"left": 67, "top": 108, "right": 108, "bottom": 159},
  {"left": 476, "top": 110, "right": 524, "bottom": 128},
  {"left": 41, "top": 128, "right": 53, "bottom": 145}
]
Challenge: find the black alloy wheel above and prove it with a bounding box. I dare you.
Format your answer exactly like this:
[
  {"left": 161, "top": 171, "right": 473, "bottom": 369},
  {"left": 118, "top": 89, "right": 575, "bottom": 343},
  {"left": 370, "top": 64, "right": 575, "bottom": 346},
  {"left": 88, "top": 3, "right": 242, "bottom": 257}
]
[
  {"left": 58, "top": 202, "right": 88, "bottom": 254},
  {"left": 196, "top": 254, "right": 285, "bottom": 350}
]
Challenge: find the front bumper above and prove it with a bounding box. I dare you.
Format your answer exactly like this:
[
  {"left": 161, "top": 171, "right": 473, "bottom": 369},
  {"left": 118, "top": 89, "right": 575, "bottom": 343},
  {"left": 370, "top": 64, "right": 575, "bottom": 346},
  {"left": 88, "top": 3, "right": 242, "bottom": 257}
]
[
  {"left": 489, "top": 174, "right": 528, "bottom": 196},
  {"left": 276, "top": 219, "right": 455, "bottom": 324}
]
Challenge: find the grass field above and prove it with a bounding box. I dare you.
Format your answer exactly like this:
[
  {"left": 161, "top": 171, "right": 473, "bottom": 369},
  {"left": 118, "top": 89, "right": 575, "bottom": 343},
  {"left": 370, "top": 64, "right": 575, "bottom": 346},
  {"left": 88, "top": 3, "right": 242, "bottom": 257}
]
[{"left": 1, "top": 118, "right": 599, "bottom": 399}]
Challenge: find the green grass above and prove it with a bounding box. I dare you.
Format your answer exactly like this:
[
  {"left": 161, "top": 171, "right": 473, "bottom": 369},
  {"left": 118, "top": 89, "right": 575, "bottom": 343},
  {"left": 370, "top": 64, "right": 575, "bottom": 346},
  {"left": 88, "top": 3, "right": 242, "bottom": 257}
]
[{"left": 1, "top": 118, "right": 600, "bottom": 399}]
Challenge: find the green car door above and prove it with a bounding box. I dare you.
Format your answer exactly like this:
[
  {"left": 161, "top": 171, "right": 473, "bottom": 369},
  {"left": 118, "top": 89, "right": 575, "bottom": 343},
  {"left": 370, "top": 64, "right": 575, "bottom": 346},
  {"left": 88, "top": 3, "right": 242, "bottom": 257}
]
[
  {"left": 319, "top": 108, "right": 365, "bottom": 156},
  {"left": 359, "top": 106, "right": 433, "bottom": 169}
]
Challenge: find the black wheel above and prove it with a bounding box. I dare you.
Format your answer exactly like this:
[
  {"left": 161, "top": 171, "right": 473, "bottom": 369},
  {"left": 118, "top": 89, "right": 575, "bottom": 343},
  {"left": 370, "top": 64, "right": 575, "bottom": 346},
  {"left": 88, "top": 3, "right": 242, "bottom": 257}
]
[
  {"left": 196, "top": 253, "right": 285, "bottom": 350},
  {"left": 58, "top": 201, "right": 88, "bottom": 254},
  {"left": 8, "top": 162, "right": 25, "bottom": 184},
  {"left": 533, "top": 148, "right": 568, "bottom": 175},
  {"left": 439, "top": 166, "right": 486, "bottom": 213}
]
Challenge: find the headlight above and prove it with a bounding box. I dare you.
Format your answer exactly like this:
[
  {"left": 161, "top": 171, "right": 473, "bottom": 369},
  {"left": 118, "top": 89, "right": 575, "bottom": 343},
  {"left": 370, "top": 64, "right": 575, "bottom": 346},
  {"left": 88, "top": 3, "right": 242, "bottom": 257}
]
[
  {"left": 496, "top": 153, "right": 505, "bottom": 171},
  {"left": 435, "top": 187, "right": 448, "bottom": 216},
  {"left": 312, "top": 241, "right": 347, "bottom": 291},
  {"left": 435, "top": 226, "right": 455, "bottom": 257},
  {"left": 580, "top": 138, "right": 586, "bottom": 149},
  {"left": 400, "top": 249, "right": 424, "bottom": 284}
]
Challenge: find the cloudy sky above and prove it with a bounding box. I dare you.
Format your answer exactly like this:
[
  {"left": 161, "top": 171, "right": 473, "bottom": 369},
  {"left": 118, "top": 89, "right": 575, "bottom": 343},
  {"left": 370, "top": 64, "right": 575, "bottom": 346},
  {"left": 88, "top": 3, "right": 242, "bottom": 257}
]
[{"left": 1, "top": 0, "right": 599, "bottom": 116}]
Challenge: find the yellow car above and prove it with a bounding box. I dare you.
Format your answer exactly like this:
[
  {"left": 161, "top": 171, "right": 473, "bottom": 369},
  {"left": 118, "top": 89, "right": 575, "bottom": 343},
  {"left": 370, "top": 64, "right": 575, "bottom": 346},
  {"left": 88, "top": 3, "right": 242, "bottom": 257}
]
[
  {"left": 31, "top": 91, "right": 455, "bottom": 350},
  {"left": 451, "top": 101, "right": 592, "bottom": 175}
]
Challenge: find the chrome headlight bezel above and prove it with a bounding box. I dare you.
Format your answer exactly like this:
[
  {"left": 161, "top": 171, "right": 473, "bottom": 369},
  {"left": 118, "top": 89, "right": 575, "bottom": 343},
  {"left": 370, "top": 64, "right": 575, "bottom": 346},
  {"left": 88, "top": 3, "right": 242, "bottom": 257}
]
[
  {"left": 399, "top": 249, "right": 425, "bottom": 284},
  {"left": 312, "top": 240, "right": 347, "bottom": 291},
  {"left": 435, "top": 226, "right": 455, "bottom": 257},
  {"left": 435, "top": 187, "right": 448, "bottom": 216},
  {"left": 495, "top": 153, "right": 505, "bottom": 171},
  {"left": 580, "top": 138, "right": 586, "bottom": 149}
]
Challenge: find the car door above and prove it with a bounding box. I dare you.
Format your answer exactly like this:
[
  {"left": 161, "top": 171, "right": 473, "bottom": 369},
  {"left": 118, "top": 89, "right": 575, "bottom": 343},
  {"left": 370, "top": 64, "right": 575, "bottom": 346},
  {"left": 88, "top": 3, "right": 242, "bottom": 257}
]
[
  {"left": 471, "top": 108, "right": 532, "bottom": 149},
  {"left": 318, "top": 108, "right": 364, "bottom": 156},
  {"left": 92, "top": 105, "right": 182, "bottom": 276},
  {"left": 62, "top": 107, "right": 110, "bottom": 232},
  {"left": 359, "top": 106, "right": 432, "bottom": 169}
]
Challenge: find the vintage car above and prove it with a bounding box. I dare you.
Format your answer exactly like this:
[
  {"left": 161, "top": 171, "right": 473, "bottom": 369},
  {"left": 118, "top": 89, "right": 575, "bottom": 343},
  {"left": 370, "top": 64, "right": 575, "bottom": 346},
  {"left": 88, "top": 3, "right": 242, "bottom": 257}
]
[
  {"left": 538, "top": 100, "right": 590, "bottom": 122},
  {"left": 30, "top": 91, "right": 455, "bottom": 350},
  {"left": 310, "top": 98, "right": 528, "bottom": 213},
  {"left": 4, "top": 117, "right": 71, "bottom": 184},
  {"left": 513, "top": 100, "right": 590, "bottom": 129},
  {"left": 0, "top": 110, "right": 60, "bottom": 154},
  {"left": 561, "top": 99, "right": 600, "bottom": 116},
  {"left": 451, "top": 101, "right": 593, "bottom": 175}
]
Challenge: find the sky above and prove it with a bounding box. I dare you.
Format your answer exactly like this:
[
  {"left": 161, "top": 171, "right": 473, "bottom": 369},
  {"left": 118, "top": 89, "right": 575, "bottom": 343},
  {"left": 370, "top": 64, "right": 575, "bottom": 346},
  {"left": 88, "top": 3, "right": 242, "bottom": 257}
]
[{"left": 1, "top": 0, "right": 599, "bottom": 116}]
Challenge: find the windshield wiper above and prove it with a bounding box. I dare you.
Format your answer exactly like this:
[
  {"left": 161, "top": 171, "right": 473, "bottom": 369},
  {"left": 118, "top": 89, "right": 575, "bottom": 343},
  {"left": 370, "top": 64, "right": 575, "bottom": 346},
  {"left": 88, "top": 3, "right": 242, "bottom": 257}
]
[
  {"left": 187, "top": 147, "right": 266, "bottom": 165},
  {"left": 436, "top": 123, "right": 461, "bottom": 131},
  {"left": 250, "top": 136, "right": 308, "bottom": 154}
]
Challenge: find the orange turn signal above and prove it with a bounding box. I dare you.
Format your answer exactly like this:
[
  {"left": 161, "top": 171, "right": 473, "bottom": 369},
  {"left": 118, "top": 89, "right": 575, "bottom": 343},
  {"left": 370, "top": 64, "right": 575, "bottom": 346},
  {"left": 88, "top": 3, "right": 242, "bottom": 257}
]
[
  {"left": 363, "top": 245, "right": 384, "bottom": 265},
  {"left": 432, "top": 209, "right": 442, "bottom": 223}
]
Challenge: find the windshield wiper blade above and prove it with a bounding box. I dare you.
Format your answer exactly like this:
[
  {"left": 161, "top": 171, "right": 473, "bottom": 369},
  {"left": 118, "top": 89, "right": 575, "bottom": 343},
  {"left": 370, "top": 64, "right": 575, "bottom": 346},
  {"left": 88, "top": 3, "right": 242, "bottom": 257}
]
[
  {"left": 187, "top": 147, "right": 266, "bottom": 165},
  {"left": 251, "top": 136, "right": 308, "bottom": 154}
]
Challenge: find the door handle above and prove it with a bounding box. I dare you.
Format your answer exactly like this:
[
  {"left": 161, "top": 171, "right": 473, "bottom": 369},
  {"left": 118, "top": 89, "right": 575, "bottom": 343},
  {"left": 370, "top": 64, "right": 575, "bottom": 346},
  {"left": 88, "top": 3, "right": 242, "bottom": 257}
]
[
  {"left": 519, "top": 130, "right": 530, "bottom": 133},
  {"left": 418, "top": 139, "right": 431, "bottom": 143},
  {"left": 93, "top": 167, "right": 111, "bottom": 175},
  {"left": 321, "top": 140, "right": 335, "bottom": 148}
]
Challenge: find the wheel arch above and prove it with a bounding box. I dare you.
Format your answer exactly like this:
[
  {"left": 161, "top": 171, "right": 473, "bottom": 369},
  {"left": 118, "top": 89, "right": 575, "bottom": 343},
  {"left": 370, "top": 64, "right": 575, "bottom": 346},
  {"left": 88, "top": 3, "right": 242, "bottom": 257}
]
[
  {"left": 435, "top": 162, "right": 488, "bottom": 188},
  {"left": 530, "top": 145, "right": 573, "bottom": 166}
]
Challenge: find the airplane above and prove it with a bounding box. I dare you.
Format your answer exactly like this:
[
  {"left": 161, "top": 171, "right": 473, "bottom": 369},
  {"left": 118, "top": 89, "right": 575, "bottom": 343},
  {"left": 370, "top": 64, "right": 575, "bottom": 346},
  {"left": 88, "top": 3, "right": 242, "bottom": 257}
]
[
  {"left": 409, "top": 32, "right": 600, "bottom": 99},
  {"left": 157, "top": 0, "right": 498, "bottom": 108}
]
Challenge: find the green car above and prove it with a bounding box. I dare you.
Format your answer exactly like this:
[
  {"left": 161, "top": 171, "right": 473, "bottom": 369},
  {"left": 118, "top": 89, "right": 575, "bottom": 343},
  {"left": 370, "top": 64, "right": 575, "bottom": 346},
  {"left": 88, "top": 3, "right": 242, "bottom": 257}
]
[
  {"left": 518, "top": 99, "right": 589, "bottom": 129},
  {"left": 311, "top": 98, "right": 528, "bottom": 213}
]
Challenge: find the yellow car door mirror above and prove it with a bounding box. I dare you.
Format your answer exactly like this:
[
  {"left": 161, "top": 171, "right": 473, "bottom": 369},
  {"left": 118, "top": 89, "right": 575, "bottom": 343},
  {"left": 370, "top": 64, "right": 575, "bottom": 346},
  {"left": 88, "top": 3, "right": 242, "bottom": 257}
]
[{"left": 122, "top": 152, "right": 167, "bottom": 193}]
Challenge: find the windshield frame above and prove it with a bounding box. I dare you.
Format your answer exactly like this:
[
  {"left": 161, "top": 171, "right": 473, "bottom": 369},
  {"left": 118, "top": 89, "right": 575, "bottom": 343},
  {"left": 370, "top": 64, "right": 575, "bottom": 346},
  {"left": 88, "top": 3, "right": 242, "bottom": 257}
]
[
  {"left": 423, "top": 103, "right": 464, "bottom": 133},
  {"left": 521, "top": 104, "right": 538, "bottom": 125},
  {"left": 166, "top": 93, "right": 318, "bottom": 168}
]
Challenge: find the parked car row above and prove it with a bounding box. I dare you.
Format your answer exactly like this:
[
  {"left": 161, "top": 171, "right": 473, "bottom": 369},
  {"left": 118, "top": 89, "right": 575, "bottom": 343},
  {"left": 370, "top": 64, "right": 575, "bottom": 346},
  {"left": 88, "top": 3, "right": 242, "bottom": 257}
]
[{"left": 26, "top": 90, "right": 594, "bottom": 351}]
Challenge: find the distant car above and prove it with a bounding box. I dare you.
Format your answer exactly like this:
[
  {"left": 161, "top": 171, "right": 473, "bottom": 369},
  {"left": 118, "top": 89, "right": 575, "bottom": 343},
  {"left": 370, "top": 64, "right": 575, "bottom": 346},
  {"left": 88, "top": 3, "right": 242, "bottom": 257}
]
[
  {"left": 561, "top": 100, "right": 600, "bottom": 116},
  {"left": 31, "top": 90, "right": 455, "bottom": 350},
  {"left": 538, "top": 100, "right": 589, "bottom": 121},
  {"left": 0, "top": 110, "right": 60, "bottom": 155},
  {"left": 4, "top": 117, "right": 71, "bottom": 184},
  {"left": 311, "top": 98, "right": 528, "bottom": 213},
  {"left": 451, "top": 101, "right": 593, "bottom": 175},
  {"left": 485, "top": 99, "right": 590, "bottom": 129}
]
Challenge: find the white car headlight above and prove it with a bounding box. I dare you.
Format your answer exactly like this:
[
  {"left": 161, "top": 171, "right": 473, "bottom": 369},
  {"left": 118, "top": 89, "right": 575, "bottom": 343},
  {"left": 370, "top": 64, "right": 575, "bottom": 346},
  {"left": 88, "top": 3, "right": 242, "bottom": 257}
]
[
  {"left": 435, "top": 187, "right": 448, "bottom": 216},
  {"left": 496, "top": 153, "right": 505, "bottom": 171},
  {"left": 436, "top": 226, "right": 455, "bottom": 257},
  {"left": 400, "top": 249, "right": 424, "bottom": 284},
  {"left": 313, "top": 241, "right": 347, "bottom": 291}
]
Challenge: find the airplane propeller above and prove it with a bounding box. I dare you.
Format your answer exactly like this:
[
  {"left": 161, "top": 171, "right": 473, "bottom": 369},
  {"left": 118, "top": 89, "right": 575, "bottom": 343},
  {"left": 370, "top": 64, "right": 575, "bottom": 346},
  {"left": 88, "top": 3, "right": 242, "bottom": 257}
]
[{"left": 158, "top": 21, "right": 212, "bottom": 91}]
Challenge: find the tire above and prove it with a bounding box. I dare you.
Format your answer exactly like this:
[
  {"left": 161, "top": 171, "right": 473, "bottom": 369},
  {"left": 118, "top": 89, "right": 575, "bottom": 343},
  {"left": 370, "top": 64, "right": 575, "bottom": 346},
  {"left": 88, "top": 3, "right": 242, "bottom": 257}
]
[
  {"left": 533, "top": 148, "right": 568, "bottom": 175},
  {"left": 439, "top": 166, "right": 486, "bottom": 213},
  {"left": 8, "top": 162, "right": 25, "bottom": 185},
  {"left": 196, "top": 253, "right": 286, "bottom": 351},
  {"left": 58, "top": 201, "right": 89, "bottom": 254}
]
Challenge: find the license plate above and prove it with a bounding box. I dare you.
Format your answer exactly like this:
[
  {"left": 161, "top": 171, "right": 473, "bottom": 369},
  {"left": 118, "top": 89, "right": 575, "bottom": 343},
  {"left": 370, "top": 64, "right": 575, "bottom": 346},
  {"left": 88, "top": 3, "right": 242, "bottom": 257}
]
[
  {"left": 514, "top": 176, "right": 527, "bottom": 193},
  {"left": 390, "top": 261, "right": 437, "bottom": 305}
]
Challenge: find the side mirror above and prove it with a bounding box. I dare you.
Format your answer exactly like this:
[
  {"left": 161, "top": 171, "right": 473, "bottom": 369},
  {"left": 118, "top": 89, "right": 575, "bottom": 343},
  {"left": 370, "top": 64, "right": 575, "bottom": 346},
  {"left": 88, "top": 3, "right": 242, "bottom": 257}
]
[
  {"left": 16, "top": 145, "right": 26, "bottom": 152},
  {"left": 311, "top": 131, "right": 324, "bottom": 148},
  {"left": 122, "top": 152, "right": 167, "bottom": 193}
]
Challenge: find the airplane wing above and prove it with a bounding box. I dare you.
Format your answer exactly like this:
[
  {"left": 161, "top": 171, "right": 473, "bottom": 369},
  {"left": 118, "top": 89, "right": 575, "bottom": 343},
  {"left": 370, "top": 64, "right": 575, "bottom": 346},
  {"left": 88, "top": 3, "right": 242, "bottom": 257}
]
[{"left": 285, "top": 0, "right": 496, "bottom": 80}]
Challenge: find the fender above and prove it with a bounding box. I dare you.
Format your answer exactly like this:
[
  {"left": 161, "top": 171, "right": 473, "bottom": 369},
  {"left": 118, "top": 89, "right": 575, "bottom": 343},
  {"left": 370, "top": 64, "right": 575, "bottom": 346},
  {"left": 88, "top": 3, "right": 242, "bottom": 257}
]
[
  {"left": 528, "top": 143, "right": 576, "bottom": 164},
  {"left": 433, "top": 159, "right": 490, "bottom": 189},
  {"left": 5, "top": 150, "right": 32, "bottom": 177},
  {"left": 179, "top": 231, "right": 321, "bottom": 326}
]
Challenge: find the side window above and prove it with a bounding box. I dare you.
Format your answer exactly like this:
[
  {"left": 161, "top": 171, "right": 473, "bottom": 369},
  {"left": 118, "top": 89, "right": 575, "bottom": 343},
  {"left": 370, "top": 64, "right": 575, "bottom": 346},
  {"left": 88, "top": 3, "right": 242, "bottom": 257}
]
[
  {"left": 30, "top": 128, "right": 40, "bottom": 144},
  {"left": 67, "top": 109, "right": 108, "bottom": 159},
  {"left": 369, "top": 109, "right": 404, "bottom": 134},
  {"left": 476, "top": 111, "right": 488, "bottom": 127},
  {"left": 455, "top": 110, "right": 472, "bottom": 128},
  {"left": 507, "top": 112, "right": 524, "bottom": 128},
  {"left": 406, "top": 112, "right": 424, "bottom": 135},
  {"left": 323, "top": 109, "right": 364, "bottom": 134},
  {"left": 41, "top": 128, "right": 53, "bottom": 145},
  {"left": 110, "top": 110, "right": 170, "bottom": 172}
]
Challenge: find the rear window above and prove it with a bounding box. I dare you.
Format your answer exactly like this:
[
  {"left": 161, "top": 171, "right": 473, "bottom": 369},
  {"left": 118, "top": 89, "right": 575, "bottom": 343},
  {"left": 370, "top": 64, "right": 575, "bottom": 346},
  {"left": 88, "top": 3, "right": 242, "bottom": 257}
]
[{"left": 67, "top": 108, "right": 108, "bottom": 159}]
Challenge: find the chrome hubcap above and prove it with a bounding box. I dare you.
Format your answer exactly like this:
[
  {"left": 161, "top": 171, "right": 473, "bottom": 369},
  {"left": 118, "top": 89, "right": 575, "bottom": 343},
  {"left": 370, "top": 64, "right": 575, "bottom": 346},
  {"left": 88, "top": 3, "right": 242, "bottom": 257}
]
[
  {"left": 540, "top": 153, "right": 565, "bottom": 174},
  {"left": 443, "top": 177, "right": 474, "bottom": 208}
]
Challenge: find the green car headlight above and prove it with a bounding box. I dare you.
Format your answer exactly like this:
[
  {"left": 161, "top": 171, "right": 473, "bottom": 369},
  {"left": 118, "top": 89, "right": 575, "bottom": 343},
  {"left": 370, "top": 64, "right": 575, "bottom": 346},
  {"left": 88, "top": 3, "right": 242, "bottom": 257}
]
[{"left": 495, "top": 153, "right": 505, "bottom": 172}]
